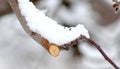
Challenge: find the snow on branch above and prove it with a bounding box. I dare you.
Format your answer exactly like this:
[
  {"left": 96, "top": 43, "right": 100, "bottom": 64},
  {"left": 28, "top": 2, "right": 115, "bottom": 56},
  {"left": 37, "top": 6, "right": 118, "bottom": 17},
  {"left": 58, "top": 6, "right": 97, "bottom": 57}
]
[
  {"left": 18, "top": 0, "right": 90, "bottom": 45},
  {"left": 8, "top": 0, "right": 89, "bottom": 56},
  {"left": 8, "top": 0, "right": 120, "bottom": 68}
]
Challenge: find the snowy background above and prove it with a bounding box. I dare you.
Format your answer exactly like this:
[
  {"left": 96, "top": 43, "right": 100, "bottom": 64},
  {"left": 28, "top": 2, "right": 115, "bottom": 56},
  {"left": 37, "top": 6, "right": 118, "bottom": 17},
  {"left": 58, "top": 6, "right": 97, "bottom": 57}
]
[{"left": 0, "top": 0, "right": 120, "bottom": 69}]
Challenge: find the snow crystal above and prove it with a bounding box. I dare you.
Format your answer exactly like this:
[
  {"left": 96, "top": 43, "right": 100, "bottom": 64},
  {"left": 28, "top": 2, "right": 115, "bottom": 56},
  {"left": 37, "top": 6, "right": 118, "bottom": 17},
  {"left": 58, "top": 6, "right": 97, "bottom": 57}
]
[{"left": 18, "top": 0, "right": 90, "bottom": 46}]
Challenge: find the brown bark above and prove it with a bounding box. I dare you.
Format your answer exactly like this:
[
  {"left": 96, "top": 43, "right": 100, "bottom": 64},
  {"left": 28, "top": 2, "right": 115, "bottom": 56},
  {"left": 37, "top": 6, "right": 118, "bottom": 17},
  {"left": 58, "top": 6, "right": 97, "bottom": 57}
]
[
  {"left": 8, "top": 0, "right": 60, "bottom": 57},
  {"left": 0, "top": 0, "right": 12, "bottom": 16}
]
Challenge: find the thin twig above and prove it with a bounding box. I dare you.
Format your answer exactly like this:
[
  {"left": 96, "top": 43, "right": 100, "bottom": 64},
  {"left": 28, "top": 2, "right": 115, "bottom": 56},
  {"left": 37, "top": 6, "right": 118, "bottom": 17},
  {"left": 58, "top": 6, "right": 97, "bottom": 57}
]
[
  {"left": 81, "top": 35, "right": 119, "bottom": 69},
  {"left": 61, "top": 35, "right": 119, "bottom": 69}
]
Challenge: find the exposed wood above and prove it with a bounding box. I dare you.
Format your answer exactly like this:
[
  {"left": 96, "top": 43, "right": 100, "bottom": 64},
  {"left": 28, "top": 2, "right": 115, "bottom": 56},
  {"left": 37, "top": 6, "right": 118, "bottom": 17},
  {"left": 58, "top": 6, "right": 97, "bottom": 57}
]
[
  {"left": 48, "top": 44, "right": 60, "bottom": 57},
  {"left": 8, "top": 0, "right": 61, "bottom": 56}
]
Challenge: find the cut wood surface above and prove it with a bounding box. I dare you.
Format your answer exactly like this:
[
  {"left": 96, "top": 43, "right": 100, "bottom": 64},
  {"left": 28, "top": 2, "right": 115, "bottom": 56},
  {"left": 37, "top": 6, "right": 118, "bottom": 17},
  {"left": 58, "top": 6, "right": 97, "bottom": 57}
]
[{"left": 49, "top": 44, "right": 60, "bottom": 57}]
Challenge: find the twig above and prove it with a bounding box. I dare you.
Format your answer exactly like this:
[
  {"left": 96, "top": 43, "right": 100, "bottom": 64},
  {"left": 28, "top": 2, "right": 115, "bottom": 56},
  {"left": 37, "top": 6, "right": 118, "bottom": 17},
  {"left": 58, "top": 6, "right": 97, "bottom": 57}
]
[
  {"left": 81, "top": 35, "right": 119, "bottom": 69},
  {"left": 61, "top": 35, "right": 119, "bottom": 69}
]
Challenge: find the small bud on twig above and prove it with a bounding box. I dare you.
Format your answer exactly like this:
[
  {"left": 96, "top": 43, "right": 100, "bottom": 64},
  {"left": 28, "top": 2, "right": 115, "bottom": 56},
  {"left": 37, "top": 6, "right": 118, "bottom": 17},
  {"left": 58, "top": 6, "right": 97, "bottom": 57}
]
[
  {"left": 112, "top": 0, "right": 120, "bottom": 13},
  {"left": 113, "top": 3, "right": 119, "bottom": 13}
]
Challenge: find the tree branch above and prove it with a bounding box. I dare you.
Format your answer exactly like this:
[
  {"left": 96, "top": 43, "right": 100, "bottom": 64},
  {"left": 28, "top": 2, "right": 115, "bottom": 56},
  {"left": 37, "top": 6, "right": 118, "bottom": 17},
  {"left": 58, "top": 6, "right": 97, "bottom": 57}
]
[
  {"left": 8, "top": 0, "right": 120, "bottom": 68},
  {"left": 8, "top": 0, "right": 119, "bottom": 69},
  {"left": 8, "top": 0, "right": 60, "bottom": 57}
]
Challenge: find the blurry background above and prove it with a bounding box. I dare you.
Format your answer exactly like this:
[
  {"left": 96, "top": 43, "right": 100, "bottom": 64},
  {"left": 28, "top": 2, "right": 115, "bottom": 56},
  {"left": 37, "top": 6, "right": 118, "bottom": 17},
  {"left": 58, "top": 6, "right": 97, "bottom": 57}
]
[{"left": 0, "top": 0, "right": 120, "bottom": 69}]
